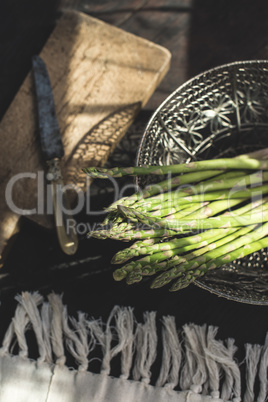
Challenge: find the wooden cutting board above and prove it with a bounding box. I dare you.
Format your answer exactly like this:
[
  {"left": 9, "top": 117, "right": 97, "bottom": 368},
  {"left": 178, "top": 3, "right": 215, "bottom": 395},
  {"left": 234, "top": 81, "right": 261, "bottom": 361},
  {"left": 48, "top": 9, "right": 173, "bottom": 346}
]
[{"left": 0, "top": 10, "right": 171, "bottom": 263}]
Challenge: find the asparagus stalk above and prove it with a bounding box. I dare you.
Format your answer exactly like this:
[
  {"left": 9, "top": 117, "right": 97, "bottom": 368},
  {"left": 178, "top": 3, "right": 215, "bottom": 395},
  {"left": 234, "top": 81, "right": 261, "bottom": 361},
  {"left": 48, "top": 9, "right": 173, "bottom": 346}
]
[
  {"left": 112, "top": 198, "right": 250, "bottom": 264},
  {"left": 144, "top": 196, "right": 243, "bottom": 219},
  {"left": 143, "top": 202, "right": 210, "bottom": 220},
  {"left": 85, "top": 149, "right": 268, "bottom": 292},
  {"left": 145, "top": 202, "right": 207, "bottom": 217},
  {"left": 83, "top": 157, "right": 268, "bottom": 178},
  {"left": 95, "top": 188, "right": 246, "bottom": 242},
  {"left": 112, "top": 227, "right": 236, "bottom": 266},
  {"left": 164, "top": 203, "right": 209, "bottom": 218},
  {"left": 132, "top": 183, "right": 268, "bottom": 211},
  {"left": 127, "top": 237, "right": 161, "bottom": 249},
  {"left": 107, "top": 173, "right": 268, "bottom": 212},
  {"left": 141, "top": 171, "right": 268, "bottom": 201},
  {"left": 110, "top": 199, "right": 268, "bottom": 282},
  {"left": 115, "top": 197, "right": 268, "bottom": 264},
  {"left": 174, "top": 198, "right": 244, "bottom": 220},
  {"left": 170, "top": 235, "right": 268, "bottom": 291},
  {"left": 150, "top": 224, "right": 257, "bottom": 289},
  {"left": 100, "top": 199, "right": 227, "bottom": 240},
  {"left": 90, "top": 225, "right": 178, "bottom": 241},
  {"left": 106, "top": 169, "right": 224, "bottom": 210},
  {"left": 151, "top": 218, "right": 268, "bottom": 290},
  {"left": 106, "top": 169, "right": 242, "bottom": 211},
  {"left": 118, "top": 203, "right": 268, "bottom": 232},
  {"left": 128, "top": 170, "right": 248, "bottom": 212},
  {"left": 112, "top": 227, "right": 241, "bottom": 265},
  {"left": 120, "top": 228, "right": 239, "bottom": 283}
]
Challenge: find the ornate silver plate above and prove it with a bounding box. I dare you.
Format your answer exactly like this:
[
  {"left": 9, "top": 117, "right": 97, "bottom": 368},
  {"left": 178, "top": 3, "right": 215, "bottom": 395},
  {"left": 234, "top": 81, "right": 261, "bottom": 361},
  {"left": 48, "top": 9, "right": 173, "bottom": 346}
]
[{"left": 136, "top": 60, "right": 268, "bottom": 304}]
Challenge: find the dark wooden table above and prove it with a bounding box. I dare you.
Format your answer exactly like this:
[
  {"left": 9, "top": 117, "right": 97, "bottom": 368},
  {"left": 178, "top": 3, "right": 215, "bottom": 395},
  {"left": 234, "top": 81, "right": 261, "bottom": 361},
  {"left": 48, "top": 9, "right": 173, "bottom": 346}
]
[{"left": 1, "top": 0, "right": 268, "bottom": 394}]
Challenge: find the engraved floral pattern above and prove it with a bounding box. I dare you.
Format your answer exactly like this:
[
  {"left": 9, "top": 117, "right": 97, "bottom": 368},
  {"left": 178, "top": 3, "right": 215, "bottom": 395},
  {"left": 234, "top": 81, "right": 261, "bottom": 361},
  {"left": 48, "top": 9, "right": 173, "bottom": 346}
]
[
  {"left": 237, "top": 87, "right": 266, "bottom": 123},
  {"left": 201, "top": 94, "right": 234, "bottom": 133}
]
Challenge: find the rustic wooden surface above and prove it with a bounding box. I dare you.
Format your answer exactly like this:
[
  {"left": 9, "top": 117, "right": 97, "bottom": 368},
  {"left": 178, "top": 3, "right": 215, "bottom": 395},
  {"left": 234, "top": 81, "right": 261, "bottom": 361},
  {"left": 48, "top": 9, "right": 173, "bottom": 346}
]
[
  {"left": 0, "top": 9, "right": 170, "bottom": 261},
  {"left": 61, "top": 0, "right": 268, "bottom": 110}
]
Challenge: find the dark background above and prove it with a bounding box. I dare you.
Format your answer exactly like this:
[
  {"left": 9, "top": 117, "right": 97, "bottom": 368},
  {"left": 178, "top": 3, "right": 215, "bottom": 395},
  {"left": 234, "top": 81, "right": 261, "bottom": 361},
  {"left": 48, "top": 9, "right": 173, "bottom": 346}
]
[{"left": 1, "top": 0, "right": 268, "bottom": 394}]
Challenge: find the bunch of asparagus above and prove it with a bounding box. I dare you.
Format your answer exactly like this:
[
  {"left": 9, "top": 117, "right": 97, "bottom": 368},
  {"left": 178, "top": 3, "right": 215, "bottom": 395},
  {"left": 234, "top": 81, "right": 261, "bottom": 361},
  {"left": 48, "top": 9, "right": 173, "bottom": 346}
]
[{"left": 84, "top": 148, "right": 268, "bottom": 291}]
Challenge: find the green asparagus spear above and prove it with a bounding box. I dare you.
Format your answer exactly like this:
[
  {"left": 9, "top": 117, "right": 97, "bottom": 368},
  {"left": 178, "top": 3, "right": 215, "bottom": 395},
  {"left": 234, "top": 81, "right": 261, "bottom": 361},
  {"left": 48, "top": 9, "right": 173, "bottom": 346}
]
[
  {"left": 112, "top": 196, "right": 260, "bottom": 264},
  {"left": 118, "top": 204, "right": 268, "bottom": 232},
  {"left": 121, "top": 198, "right": 267, "bottom": 269},
  {"left": 151, "top": 219, "right": 268, "bottom": 290},
  {"left": 107, "top": 173, "right": 268, "bottom": 212},
  {"left": 83, "top": 157, "right": 268, "bottom": 178},
  {"left": 170, "top": 235, "right": 268, "bottom": 291},
  {"left": 114, "top": 228, "right": 240, "bottom": 281},
  {"left": 132, "top": 184, "right": 268, "bottom": 211},
  {"left": 128, "top": 225, "right": 253, "bottom": 284},
  {"left": 85, "top": 148, "right": 268, "bottom": 292},
  {"left": 106, "top": 170, "right": 230, "bottom": 211}
]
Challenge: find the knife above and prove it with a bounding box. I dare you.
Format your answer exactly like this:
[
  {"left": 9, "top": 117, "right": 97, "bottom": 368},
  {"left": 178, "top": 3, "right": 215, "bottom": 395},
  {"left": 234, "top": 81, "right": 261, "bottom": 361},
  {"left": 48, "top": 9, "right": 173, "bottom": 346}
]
[{"left": 32, "top": 55, "right": 78, "bottom": 255}]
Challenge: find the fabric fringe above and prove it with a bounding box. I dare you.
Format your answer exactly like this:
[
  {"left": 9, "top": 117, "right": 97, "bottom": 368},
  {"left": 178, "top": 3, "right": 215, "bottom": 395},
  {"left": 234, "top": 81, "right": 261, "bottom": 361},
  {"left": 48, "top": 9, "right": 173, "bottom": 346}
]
[
  {"left": 155, "top": 315, "right": 182, "bottom": 389},
  {"left": 0, "top": 292, "right": 268, "bottom": 401}
]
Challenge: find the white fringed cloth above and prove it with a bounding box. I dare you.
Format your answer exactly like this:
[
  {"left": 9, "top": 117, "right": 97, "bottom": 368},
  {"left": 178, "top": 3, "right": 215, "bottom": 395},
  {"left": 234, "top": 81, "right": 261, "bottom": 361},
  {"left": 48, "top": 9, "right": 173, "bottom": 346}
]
[{"left": 0, "top": 292, "right": 266, "bottom": 402}]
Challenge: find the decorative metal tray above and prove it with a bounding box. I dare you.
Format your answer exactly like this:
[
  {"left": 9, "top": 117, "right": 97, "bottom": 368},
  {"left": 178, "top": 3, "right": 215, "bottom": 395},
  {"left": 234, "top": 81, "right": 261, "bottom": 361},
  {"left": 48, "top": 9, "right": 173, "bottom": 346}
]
[{"left": 136, "top": 60, "right": 268, "bottom": 305}]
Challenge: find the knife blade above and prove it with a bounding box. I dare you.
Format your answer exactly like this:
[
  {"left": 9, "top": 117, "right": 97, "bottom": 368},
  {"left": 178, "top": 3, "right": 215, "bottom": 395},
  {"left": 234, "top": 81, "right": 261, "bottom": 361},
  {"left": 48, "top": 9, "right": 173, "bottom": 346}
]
[{"left": 32, "top": 55, "right": 78, "bottom": 255}]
